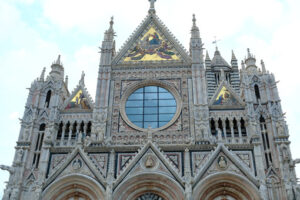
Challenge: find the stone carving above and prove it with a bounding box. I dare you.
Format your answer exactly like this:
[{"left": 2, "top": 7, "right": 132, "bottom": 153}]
[
  {"left": 15, "top": 149, "right": 23, "bottom": 165},
  {"left": 217, "top": 156, "right": 227, "bottom": 170},
  {"left": 72, "top": 158, "right": 82, "bottom": 170},
  {"left": 276, "top": 122, "right": 285, "bottom": 137},
  {"left": 145, "top": 155, "right": 155, "bottom": 168}
]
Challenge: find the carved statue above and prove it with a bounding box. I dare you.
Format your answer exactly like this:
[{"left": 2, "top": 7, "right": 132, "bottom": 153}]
[
  {"left": 145, "top": 156, "right": 155, "bottom": 168},
  {"left": 77, "top": 131, "right": 83, "bottom": 143},
  {"left": 277, "top": 122, "right": 285, "bottom": 136},
  {"left": 15, "top": 149, "right": 23, "bottom": 165},
  {"left": 218, "top": 156, "right": 227, "bottom": 169}
]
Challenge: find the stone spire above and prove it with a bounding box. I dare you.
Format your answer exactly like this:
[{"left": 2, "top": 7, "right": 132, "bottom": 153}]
[
  {"left": 231, "top": 50, "right": 237, "bottom": 61},
  {"left": 39, "top": 67, "right": 46, "bottom": 81},
  {"left": 231, "top": 50, "right": 238, "bottom": 67},
  {"left": 100, "top": 17, "right": 116, "bottom": 66},
  {"left": 50, "top": 55, "right": 64, "bottom": 80},
  {"left": 205, "top": 51, "right": 211, "bottom": 61},
  {"left": 190, "top": 14, "right": 203, "bottom": 65},
  {"left": 148, "top": 0, "right": 156, "bottom": 14},
  {"left": 79, "top": 71, "right": 85, "bottom": 85},
  {"left": 104, "top": 17, "right": 115, "bottom": 42}
]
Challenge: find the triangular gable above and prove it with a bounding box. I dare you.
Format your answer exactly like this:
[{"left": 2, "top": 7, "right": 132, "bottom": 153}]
[
  {"left": 209, "top": 81, "right": 244, "bottom": 109},
  {"left": 112, "top": 13, "right": 191, "bottom": 65},
  {"left": 113, "top": 141, "right": 184, "bottom": 190},
  {"left": 44, "top": 147, "right": 106, "bottom": 190},
  {"left": 193, "top": 144, "right": 259, "bottom": 188},
  {"left": 62, "top": 80, "right": 94, "bottom": 112}
]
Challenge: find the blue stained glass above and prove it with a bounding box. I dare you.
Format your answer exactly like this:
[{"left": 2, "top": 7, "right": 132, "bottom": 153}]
[
  {"left": 159, "top": 99, "right": 176, "bottom": 106},
  {"left": 128, "top": 93, "right": 143, "bottom": 100},
  {"left": 145, "top": 86, "right": 158, "bottom": 93},
  {"left": 144, "top": 107, "right": 158, "bottom": 114},
  {"left": 125, "top": 86, "right": 177, "bottom": 129}
]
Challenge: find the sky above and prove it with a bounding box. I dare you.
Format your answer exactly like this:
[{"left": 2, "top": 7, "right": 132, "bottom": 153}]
[{"left": 0, "top": 0, "right": 300, "bottom": 197}]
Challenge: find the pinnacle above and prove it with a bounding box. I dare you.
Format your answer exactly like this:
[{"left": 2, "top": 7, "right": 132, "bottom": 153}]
[
  {"left": 231, "top": 50, "right": 237, "bottom": 61},
  {"left": 205, "top": 51, "right": 211, "bottom": 61}
]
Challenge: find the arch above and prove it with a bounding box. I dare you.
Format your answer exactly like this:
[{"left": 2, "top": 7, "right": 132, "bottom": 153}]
[
  {"left": 42, "top": 174, "right": 105, "bottom": 200},
  {"left": 193, "top": 172, "right": 261, "bottom": 200},
  {"left": 113, "top": 173, "right": 185, "bottom": 200}
]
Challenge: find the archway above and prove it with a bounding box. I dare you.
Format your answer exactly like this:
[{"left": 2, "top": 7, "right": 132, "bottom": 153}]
[
  {"left": 113, "top": 173, "right": 185, "bottom": 200},
  {"left": 42, "top": 174, "right": 105, "bottom": 200},
  {"left": 193, "top": 172, "right": 261, "bottom": 200}
]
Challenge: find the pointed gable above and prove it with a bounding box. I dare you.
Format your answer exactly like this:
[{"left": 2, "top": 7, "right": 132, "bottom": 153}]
[
  {"left": 113, "top": 141, "right": 184, "bottom": 190},
  {"left": 209, "top": 81, "right": 244, "bottom": 109},
  {"left": 112, "top": 13, "right": 191, "bottom": 65},
  {"left": 44, "top": 147, "right": 106, "bottom": 190},
  {"left": 62, "top": 74, "right": 94, "bottom": 112},
  {"left": 193, "top": 144, "right": 259, "bottom": 188}
]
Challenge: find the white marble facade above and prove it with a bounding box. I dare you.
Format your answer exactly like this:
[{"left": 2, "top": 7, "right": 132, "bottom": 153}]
[{"left": 1, "top": 1, "right": 300, "bottom": 200}]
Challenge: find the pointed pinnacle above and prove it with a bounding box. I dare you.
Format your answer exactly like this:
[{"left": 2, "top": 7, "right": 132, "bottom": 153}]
[
  {"left": 231, "top": 50, "right": 237, "bottom": 61},
  {"left": 205, "top": 50, "right": 211, "bottom": 61}
]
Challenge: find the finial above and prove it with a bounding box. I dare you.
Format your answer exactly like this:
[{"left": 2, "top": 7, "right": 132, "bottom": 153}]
[
  {"left": 192, "top": 14, "right": 196, "bottom": 27},
  {"left": 261, "top": 59, "right": 266, "bottom": 73},
  {"left": 55, "top": 55, "right": 61, "bottom": 65},
  {"left": 109, "top": 16, "right": 114, "bottom": 29},
  {"left": 148, "top": 0, "right": 156, "bottom": 13},
  {"left": 40, "top": 67, "right": 46, "bottom": 81}
]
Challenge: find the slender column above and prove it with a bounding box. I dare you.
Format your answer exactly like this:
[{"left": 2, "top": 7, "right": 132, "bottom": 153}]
[{"left": 237, "top": 120, "right": 242, "bottom": 143}]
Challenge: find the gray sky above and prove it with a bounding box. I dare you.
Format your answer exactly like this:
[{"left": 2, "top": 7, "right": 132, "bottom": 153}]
[{"left": 0, "top": 0, "right": 300, "bottom": 197}]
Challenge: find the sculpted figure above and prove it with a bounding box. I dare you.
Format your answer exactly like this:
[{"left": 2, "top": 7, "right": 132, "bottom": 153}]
[
  {"left": 15, "top": 149, "right": 23, "bottom": 164},
  {"left": 218, "top": 156, "right": 227, "bottom": 169}
]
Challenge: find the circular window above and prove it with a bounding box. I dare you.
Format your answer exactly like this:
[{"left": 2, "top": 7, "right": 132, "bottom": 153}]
[
  {"left": 120, "top": 80, "right": 182, "bottom": 132},
  {"left": 125, "top": 86, "right": 176, "bottom": 129}
]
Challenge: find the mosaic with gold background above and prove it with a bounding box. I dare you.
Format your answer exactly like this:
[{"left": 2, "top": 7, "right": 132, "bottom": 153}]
[{"left": 124, "top": 27, "right": 180, "bottom": 62}]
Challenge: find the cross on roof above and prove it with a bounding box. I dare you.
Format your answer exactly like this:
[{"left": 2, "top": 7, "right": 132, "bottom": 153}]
[{"left": 212, "top": 36, "right": 220, "bottom": 49}]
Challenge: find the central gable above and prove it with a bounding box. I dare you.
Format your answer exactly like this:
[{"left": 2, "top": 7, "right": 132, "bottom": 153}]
[
  {"left": 112, "top": 13, "right": 191, "bottom": 65},
  {"left": 123, "top": 26, "right": 180, "bottom": 62}
]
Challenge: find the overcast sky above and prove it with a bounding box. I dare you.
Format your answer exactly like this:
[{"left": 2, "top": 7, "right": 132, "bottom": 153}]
[{"left": 0, "top": 0, "right": 300, "bottom": 197}]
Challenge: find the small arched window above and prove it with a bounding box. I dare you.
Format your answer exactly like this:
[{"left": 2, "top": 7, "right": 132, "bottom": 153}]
[
  {"left": 254, "top": 84, "right": 260, "bottom": 101},
  {"left": 210, "top": 119, "right": 216, "bottom": 136},
  {"left": 45, "top": 90, "right": 52, "bottom": 108}
]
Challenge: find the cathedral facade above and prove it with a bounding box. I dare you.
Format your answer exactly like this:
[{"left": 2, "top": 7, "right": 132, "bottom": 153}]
[{"left": 1, "top": 1, "right": 300, "bottom": 200}]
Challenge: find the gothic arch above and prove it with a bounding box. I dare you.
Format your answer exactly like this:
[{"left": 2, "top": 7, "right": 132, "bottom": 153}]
[
  {"left": 42, "top": 174, "right": 105, "bottom": 200},
  {"left": 113, "top": 173, "right": 185, "bottom": 200},
  {"left": 193, "top": 172, "right": 260, "bottom": 200}
]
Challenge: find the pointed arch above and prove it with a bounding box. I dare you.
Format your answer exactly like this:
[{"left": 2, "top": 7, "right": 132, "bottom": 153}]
[
  {"left": 113, "top": 173, "right": 185, "bottom": 200},
  {"left": 193, "top": 172, "right": 260, "bottom": 200},
  {"left": 42, "top": 174, "right": 105, "bottom": 200}
]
